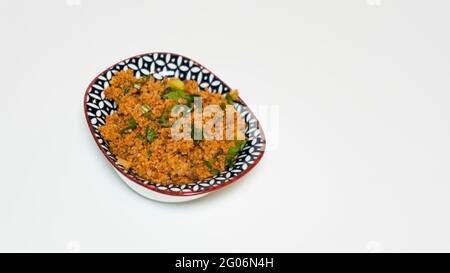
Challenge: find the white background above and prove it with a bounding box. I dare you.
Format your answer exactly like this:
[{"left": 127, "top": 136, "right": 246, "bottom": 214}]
[{"left": 0, "top": 0, "right": 449, "bottom": 252}]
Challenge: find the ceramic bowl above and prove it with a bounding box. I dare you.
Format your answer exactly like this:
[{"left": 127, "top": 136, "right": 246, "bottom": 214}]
[{"left": 84, "top": 52, "right": 265, "bottom": 202}]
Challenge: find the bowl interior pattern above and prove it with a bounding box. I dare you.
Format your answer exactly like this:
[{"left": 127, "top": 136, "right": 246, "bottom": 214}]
[{"left": 84, "top": 53, "right": 265, "bottom": 195}]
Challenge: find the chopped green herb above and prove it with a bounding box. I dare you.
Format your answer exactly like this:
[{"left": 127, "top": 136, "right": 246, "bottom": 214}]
[
  {"left": 163, "top": 89, "right": 199, "bottom": 108},
  {"left": 164, "top": 89, "right": 187, "bottom": 100},
  {"left": 141, "top": 104, "right": 153, "bottom": 120},
  {"left": 204, "top": 160, "right": 213, "bottom": 169},
  {"left": 204, "top": 160, "right": 219, "bottom": 175},
  {"left": 143, "top": 111, "right": 153, "bottom": 120},
  {"left": 136, "top": 134, "right": 144, "bottom": 141},
  {"left": 214, "top": 148, "right": 224, "bottom": 158},
  {"left": 225, "top": 157, "right": 234, "bottom": 168},
  {"left": 146, "top": 126, "right": 158, "bottom": 143},
  {"left": 204, "top": 149, "right": 224, "bottom": 174},
  {"left": 140, "top": 104, "right": 151, "bottom": 114},
  {"left": 128, "top": 117, "right": 137, "bottom": 128},
  {"left": 220, "top": 103, "right": 226, "bottom": 110},
  {"left": 231, "top": 140, "right": 246, "bottom": 153},
  {"left": 167, "top": 78, "right": 185, "bottom": 91},
  {"left": 225, "top": 140, "right": 246, "bottom": 167},
  {"left": 158, "top": 111, "right": 170, "bottom": 127},
  {"left": 147, "top": 150, "right": 153, "bottom": 158},
  {"left": 225, "top": 94, "right": 234, "bottom": 104},
  {"left": 227, "top": 145, "right": 241, "bottom": 156},
  {"left": 123, "top": 86, "right": 129, "bottom": 94},
  {"left": 120, "top": 117, "right": 137, "bottom": 133}
]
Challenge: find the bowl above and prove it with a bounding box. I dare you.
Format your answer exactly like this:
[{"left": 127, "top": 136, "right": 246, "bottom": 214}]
[{"left": 84, "top": 52, "right": 266, "bottom": 203}]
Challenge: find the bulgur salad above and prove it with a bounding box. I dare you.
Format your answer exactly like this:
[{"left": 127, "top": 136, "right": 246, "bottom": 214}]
[{"left": 99, "top": 70, "right": 246, "bottom": 185}]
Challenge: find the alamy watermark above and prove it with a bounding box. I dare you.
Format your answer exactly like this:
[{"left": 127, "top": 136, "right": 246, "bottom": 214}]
[{"left": 162, "top": 96, "right": 279, "bottom": 151}]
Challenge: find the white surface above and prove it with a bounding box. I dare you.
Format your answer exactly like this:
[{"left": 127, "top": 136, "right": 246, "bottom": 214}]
[
  {"left": 116, "top": 170, "right": 208, "bottom": 203},
  {"left": 0, "top": 0, "right": 449, "bottom": 252}
]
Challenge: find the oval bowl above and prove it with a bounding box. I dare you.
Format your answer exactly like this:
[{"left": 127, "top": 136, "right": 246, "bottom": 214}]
[{"left": 84, "top": 52, "right": 266, "bottom": 203}]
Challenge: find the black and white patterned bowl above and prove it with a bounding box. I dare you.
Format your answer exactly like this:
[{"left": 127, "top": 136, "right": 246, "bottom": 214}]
[{"left": 84, "top": 52, "right": 266, "bottom": 202}]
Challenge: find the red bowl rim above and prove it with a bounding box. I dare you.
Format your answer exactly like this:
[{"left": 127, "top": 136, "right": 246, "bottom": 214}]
[{"left": 83, "top": 52, "right": 266, "bottom": 196}]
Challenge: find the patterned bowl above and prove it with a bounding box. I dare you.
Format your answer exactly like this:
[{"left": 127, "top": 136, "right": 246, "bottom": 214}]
[{"left": 84, "top": 52, "right": 266, "bottom": 203}]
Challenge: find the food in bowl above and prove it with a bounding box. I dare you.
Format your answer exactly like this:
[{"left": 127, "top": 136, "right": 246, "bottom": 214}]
[{"left": 98, "top": 70, "right": 246, "bottom": 185}]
